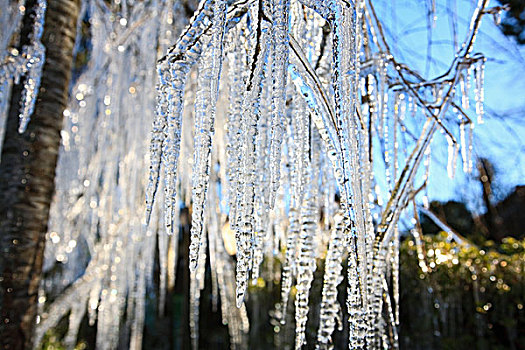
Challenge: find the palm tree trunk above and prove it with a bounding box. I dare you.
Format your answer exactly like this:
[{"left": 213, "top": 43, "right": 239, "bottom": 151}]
[{"left": 0, "top": 0, "right": 81, "bottom": 348}]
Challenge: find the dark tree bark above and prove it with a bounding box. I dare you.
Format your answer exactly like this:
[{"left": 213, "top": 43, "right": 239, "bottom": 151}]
[{"left": 0, "top": 0, "right": 81, "bottom": 348}]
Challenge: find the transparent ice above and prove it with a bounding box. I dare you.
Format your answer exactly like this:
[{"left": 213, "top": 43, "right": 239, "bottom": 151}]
[{"left": 33, "top": 0, "right": 493, "bottom": 349}]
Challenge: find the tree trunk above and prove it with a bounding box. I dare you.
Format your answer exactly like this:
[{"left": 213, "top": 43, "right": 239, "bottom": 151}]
[{"left": 0, "top": 0, "right": 81, "bottom": 348}]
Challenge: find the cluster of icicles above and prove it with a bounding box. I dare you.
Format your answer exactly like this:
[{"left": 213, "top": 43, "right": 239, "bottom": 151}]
[
  {"left": 0, "top": 0, "right": 46, "bottom": 136},
  {"left": 148, "top": 0, "right": 488, "bottom": 349},
  {"left": 33, "top": 0, "right": 489, "bottom": 349}
]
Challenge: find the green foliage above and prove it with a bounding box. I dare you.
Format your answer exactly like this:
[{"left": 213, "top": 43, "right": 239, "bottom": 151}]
[
  {"left": 400, "top": 232, "right": 525, "bottom": 349},
  {"left": 39, "top": 327, "right": 88, "bottom": 350},
  {"left": 40, "top": 234, "right": 524, "bottom": 349},
  {"left": 40, "top": 330, "right": 65, "bottom": 350}
]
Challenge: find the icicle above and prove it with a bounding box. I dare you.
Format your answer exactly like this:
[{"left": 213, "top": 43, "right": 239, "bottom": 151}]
[
  {"left": 189, "top": 273, "right": 201, "bottom": 350},
  {"left": 366, "top": 247, "right": 390, "bottom": 349},
  {"left": 422, "top": 140, "right": 431, "bottom": 188},
  {"left": 281, "top": 92, "right": 310, "bottom": 320},
  {"left": 18, "top": 41, "right": 45, "bottom": 133},
  {"left": 87, "top": 268, "right": 103, "bottom": 327},
  {"left": 225, "top": 41, "right": 246, "bottom": 230},
  {"left": 210, "top": 0, "right": 227, "bottom": 103},
  {"left": 158, "top": 223, "right": 169, "bottom": 315},
  {"left": 145, "top": 73, "right": 168, "bottom": 226},
  {"left": 147, "top": 0, "right": 214, "bottom": 227},
  {"left": 383, "top": 89, "right": 392, "bottom": 192},
  {"left": 208, "top": 207, "right": 220, "bottom": 311},
  {"left": 459, "top": 118, "right": 468, "bottom": 173},
  {"left": 292, "top": 97, "right": 310, "bottom": 212},
  {"left": 268, "top": 0, "right": 290, "bottom": 209},
  {"left": 211, "top": 185, "right": 250, "bottom": 347},
  {"left": 294, "top": 164, "right": 319, "bottom": 350},
  {"left": 188, "top": 0, "right": 228, "bottom": 270},
  {"left": 251, "top": 81, "right": 272, "bottom": 280},
  {"left": 393, "top": 93, "right": 403, "bottom": 180},
  {"left": 63, "top": 303, "right": 87, "bottom": 350},
  {"left": 445, "top": 134, "right": 458, "bottom": 179},
  {"left": 468, "top": 122, "right": 474, "bottom": 173},
  {"left": 382, "top": 276, "right": 399, "bottom": 349},
  {"left": 161, "top": 90, "right": 181, "bottom": 238},
  {"left": 459, "top": 73, "right": 469, "bottom": 110},
  {"left": 168, "top": 202, "right": 180, "bottom": 289},
  {"left": 189, "top": 35, "right": 218, "bottom": 272},
  {"left": 329, "top": 6, "right": 371, "bottom": 348},
  {"left": 280, "top": 207, "right": 300, "bottom": 321},
  {"left": 377, "top": 56, "right": 388, "bottom": 138},
  {"left": 316, "top": 212, "right": 345, "bottom": 349},
  {"left": 234, "top": 21, "right": 270, "bottom": 307},
  {"left": 130, "top": 227, "right": 155, "bottom": 350},
  {"left": 1, "top": 0, "right": 48, "bottom": 133},
  {"left": 474, "top": 59, "right": 485, "bottom": 124},
  {"left": 392, "top": 228, "right": 400, "bottom": 327},
  {"left": 190, "top": 221, "right": 208, "bottom": 350},
  {"left": 329, "top": 2, "right": 365, "bottom": 286},
  {"left": 347, "top": 232, "right": 366, "bottom": 350},
  {"left": 410, "top": 226, "right": 428, "bottom": 273}
]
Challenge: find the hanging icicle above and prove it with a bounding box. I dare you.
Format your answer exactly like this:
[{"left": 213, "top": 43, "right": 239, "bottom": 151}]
[
  {"left": 0, "top": 0, "right": 47, "bottom": 133},
  {"left": 34, "top": 0, "right": 494, "bottom": 348},
  {"left": 317, "top": 212, "right": 345, "bottom": 350}
]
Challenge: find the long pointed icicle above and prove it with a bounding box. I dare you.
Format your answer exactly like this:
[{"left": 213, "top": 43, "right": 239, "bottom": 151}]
[
  {"left": 189, "top": 0, "right": 227, "bottom": 271},
  {"left": 295, "top": 122, "right": 321, "bottom": 349},
  {"left": 146, "top": 0, "right": 213, "bottom": 227},
  {"left": 268, "top": 0, "right": 290, "bottom": 209},
  {"left": 294, "top": 161, "right": 320, "bottom": 350},
  {"left": 158, "top": 224, "right": 169, "bottom": 315},
  {"left": 18, "top": 42, "right": 45, "bottom": 133},
  {"left": 474, "top": 59, "right": 485, "bottom": 124},
  {"left": 161, "top": 61, "right": 186, "bottom": 237},
  {"left": 189, "top": 35, "right": 218, "bottom": 272},
  {"left": 316, "top": 212, "right": 346, "bottom": 350},
  {"left": 330, "top": 0, "right": 362, "bottom": 255},
  {"left": 251, "top": 82, "right": 271, "bottom": 280},
  {"left": 225, "top": 38, "right": 246, "bottom": 231},
  {"left": 347, "top": 228, "right": 366, "bottom": 350},
  {"left": 280, "top": 94, "right": 309, "bottom": 320},
  {"left": 189, "top": 266, "right": 201, "bottom": 349},
  {"left": 168, "top": 201, "right": 181, "bottom": 289},
  {"left": 210, "top": 0, "right": 227, "bottom": 103},
  {"left": 146, "top": 67, "right": 169, "bottom": 226},
  {"left": 213, "top": 185, "right": 251, "bottom": 347},
  {"left": 280, "top": 208, "right": 300, "bottom": 321},
  {"left": 16, "top": 0, "right": 47, "bottom": 133},
  {"left": 234, "top": 22, "right": 270, "bottom": 306},
  {"left": 190, "top": 216, "right": 209, "bottom": 350}
]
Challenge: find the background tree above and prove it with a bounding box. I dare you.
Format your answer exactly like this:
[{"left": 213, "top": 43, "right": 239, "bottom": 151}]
[
  {"left": 497, "top": 0, "right": 525, "bottom": 44},
  {"left": 0, "top": 0, "right": 81, "bottom": 348}
]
